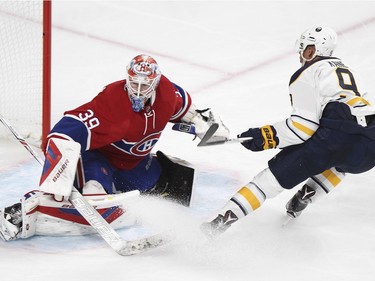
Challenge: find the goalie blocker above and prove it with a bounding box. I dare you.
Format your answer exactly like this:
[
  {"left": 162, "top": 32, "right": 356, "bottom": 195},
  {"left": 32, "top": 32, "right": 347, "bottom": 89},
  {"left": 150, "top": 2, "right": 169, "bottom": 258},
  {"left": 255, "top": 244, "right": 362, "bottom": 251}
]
[{"left": 146, "top": 151, "right": 195, "bottom": 207}]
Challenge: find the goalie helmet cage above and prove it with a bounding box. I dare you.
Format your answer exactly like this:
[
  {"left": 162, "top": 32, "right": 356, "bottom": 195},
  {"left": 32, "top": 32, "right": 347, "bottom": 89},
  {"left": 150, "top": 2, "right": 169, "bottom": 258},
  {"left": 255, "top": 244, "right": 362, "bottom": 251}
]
[{"left": 0, "top": 1, "right": 51, "bottom": 143}]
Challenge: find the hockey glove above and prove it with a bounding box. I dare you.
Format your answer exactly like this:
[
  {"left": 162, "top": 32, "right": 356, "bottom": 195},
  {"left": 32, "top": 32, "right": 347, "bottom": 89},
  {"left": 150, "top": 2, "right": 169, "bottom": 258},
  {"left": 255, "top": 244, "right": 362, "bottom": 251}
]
[
  {"left": 172, "top": 108, "right": 213, "bottom": 138},
  {"left": 238, "top": 125, "right": 279, "bottom": 151},
  {"left": 173, "top": 107, "right": 229, "bottom": 141}
]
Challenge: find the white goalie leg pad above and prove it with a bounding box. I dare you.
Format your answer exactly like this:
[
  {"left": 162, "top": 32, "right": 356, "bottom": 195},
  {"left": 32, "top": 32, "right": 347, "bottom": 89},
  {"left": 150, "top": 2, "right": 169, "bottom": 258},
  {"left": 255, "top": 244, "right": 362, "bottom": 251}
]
[
  {"left": 82, "top": 179, "right": 109, "bottom": 196},
  {"left": 39, "top": 138, "right": 81, "bottom": 197},
  {"left": 20, "top": 188, "right": 139, "bottom": 238},
  {"left": 306, "top": 168, "right": 345, "bottom": 203},
  {"left": 83, "top": 180, "right": 141, "bottom": 209},
  {"left": 20, "top": 190, "right": 42, "bottom": 239}
]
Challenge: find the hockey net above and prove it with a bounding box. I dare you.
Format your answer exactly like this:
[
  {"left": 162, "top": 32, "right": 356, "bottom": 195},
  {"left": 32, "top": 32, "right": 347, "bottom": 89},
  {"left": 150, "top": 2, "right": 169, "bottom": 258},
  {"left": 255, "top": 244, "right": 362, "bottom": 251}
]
[{"left": 0, "top": 1, "right": 51, "bottom": 144}]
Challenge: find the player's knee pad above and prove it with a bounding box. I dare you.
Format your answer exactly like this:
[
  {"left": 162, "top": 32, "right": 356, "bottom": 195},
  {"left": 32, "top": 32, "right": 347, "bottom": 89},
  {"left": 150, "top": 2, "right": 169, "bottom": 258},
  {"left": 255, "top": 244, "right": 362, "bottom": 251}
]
[
  {"left": 252, "top": 167, "right": 284, "bottom": 199},
  {"left": 305, "top": 167, "right": 345, "bottom": 203}
]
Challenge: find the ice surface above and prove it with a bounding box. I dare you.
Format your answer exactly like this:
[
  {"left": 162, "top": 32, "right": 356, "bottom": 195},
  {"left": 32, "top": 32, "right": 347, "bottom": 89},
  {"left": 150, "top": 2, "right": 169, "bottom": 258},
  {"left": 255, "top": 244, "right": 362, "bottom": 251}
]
[{"left": 1, "top": 1, "right": 375, "bottom": 281}]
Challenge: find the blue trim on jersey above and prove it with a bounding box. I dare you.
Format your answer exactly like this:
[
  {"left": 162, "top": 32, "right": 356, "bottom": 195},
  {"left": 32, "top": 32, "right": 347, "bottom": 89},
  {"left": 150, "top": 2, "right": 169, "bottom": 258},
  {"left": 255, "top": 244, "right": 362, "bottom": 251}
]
[
  {"left": 285, "top": 119, "right": 305, "bottom": 142},
  {"left": 289, "top": 57, "right": 339, "bottom": 85},
  {"left": 49, "top": 116, "right": 89, "bottom": 153},
  {"left": 291, "top": 114, "right": 319, "bottom": 127},
  {"left": 170, "top": 83, "right": 189, "bottom": 121}
]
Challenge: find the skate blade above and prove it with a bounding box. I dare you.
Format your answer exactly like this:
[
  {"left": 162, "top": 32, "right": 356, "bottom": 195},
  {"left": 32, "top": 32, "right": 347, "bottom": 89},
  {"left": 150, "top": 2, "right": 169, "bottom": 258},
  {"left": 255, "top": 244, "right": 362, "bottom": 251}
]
[{"left": 282, "top": 215, "right": 294, "bottom": 228}]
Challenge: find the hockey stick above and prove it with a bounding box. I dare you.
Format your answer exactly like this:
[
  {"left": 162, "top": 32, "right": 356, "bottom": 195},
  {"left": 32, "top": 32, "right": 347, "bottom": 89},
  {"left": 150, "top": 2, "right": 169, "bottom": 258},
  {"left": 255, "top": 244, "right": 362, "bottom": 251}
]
[
  {"left": 198, "top": 136, "right": 253, "bottom": 147},
  {"left": 0, "top": 115, "right": 43, "bottom": 164},
  {"left": 197, "top": 123, "right": 219, "bottom": 147},
  {"left": 0, "top": 114, "right": 169, "bottom": 255},
  {"left": 197, "top": 123, "right": 253, "bottom": 147}
]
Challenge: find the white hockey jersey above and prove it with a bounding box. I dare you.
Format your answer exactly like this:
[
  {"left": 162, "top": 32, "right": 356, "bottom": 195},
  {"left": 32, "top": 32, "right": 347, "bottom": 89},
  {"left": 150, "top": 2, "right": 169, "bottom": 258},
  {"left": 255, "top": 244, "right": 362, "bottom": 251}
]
[{"left": 273, "top": 57, "right": 375, "bottom": 148}]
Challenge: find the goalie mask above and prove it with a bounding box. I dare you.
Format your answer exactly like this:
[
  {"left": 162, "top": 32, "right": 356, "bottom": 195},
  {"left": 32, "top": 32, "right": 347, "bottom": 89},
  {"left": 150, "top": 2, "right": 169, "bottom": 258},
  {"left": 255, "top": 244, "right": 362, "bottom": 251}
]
[
  {"left": 296, "top": 26, "right": 338, "bottom": 62},
  {"left": 125, "top": 54, "right": 161, "bottom": 112}
]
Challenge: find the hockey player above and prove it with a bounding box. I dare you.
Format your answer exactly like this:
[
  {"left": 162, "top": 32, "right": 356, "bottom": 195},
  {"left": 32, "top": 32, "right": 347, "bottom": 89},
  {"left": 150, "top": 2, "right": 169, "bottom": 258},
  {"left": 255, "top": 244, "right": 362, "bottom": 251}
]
[
  {"left": 0, "top": 54, "right": 229, "bottom": 241},
  {"left": 201, "top": 27, "right": 375, "bottom": 237}
]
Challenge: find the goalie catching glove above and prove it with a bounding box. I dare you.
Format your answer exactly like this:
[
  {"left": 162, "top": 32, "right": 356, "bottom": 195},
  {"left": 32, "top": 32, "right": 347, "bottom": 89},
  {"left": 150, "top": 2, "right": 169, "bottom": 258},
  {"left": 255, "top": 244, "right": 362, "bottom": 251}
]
[
  {"left": 238, "top": 125, "right": 279, "bottom": 151},
  {"left": 172, "top": 104, "right": 230, "bottom": 142}
]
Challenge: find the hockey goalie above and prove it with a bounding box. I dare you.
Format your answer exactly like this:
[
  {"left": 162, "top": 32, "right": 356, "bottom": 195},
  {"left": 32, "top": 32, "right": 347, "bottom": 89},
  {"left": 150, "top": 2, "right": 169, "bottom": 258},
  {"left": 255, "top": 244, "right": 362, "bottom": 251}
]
[{"left": 0, "top": 54, "right": 229, "bottom": 242}]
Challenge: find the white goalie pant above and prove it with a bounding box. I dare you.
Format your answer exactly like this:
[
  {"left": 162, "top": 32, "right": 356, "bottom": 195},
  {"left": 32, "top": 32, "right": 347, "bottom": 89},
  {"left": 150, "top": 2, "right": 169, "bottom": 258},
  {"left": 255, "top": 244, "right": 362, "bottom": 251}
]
[{"left": 20, "top": 181, "right": 138, "bottom": 239}]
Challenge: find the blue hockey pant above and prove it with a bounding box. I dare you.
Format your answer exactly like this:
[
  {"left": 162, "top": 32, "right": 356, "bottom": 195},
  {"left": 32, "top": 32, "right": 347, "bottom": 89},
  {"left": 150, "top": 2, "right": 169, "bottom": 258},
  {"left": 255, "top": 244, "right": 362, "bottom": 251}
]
[
  {"left": 269, "top": 102, "right": 375, "bottom": 189},
  {"left": 74, "top": 151, "right": 162, "bottom": 194}
]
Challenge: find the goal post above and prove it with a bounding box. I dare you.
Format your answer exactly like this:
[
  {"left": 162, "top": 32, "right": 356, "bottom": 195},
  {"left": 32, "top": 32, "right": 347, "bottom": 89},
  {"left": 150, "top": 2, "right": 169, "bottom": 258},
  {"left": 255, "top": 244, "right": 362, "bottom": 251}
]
[
  {"left": 0, "top": 0, "right": 51, "bottom": 143},
  {"left": 43, "top": 1, "right": 52, "bottom": 142}
]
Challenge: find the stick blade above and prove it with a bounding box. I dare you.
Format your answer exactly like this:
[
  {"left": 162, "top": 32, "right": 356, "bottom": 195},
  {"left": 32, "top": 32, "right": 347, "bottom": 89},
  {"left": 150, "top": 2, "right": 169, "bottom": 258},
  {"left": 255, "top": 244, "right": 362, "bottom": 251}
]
[
  {"left": 116, "top": 233, "right": 172, "bottom": 256},
  {"left": 197, "top": 123, "right": 219, "bottom": 147}
]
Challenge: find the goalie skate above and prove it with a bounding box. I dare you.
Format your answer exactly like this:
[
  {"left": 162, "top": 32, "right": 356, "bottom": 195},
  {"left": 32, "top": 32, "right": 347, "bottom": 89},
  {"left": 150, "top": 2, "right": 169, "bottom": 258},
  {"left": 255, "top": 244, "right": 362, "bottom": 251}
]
[{"left": 0, "top": 203, "right": 22, "bottom": 241}]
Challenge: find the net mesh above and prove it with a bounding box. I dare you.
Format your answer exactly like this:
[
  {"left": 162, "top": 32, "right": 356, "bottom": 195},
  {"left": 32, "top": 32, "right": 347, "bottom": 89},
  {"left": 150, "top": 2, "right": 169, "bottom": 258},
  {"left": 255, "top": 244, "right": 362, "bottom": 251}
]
[{"left": 0, "top": 1, "right": 43, "bottom": 141}]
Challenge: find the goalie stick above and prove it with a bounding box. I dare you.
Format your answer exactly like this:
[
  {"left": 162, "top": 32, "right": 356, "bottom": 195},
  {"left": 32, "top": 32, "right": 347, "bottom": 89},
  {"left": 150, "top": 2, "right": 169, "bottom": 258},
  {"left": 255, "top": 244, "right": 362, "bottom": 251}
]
[
  {"left": 197, "top": 123, "right": 253, "bottom": 147},
  {"left": 69, "top": 188, "right": 171, "bottom": 255},
  {"left": 0, "top": 115, "right": 42, "bottom": 164},
  {"left": 0, "top": 114, "right": 168, "bottom": 256}
]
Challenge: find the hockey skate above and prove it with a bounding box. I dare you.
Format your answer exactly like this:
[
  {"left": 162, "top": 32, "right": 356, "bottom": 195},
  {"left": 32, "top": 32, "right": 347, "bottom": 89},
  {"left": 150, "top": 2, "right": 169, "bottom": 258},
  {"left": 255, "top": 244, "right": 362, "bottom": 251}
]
[
  {"left": 0, "top": 203, "right": 22, "bottom": 241},
  {"left": 201, "top": 210, "right": 238, "bottom": 238},
  {"left": 286, "top": 184, "right": 316, "bottom": 218}
]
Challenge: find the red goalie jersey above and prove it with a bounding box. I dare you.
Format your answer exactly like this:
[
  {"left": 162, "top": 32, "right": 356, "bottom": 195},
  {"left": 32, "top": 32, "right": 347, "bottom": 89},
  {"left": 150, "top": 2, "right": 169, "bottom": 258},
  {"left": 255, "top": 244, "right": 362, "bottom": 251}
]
[{"left": 46, "top": 75, "right": 192, "bottom": 170}]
